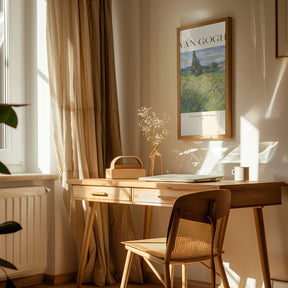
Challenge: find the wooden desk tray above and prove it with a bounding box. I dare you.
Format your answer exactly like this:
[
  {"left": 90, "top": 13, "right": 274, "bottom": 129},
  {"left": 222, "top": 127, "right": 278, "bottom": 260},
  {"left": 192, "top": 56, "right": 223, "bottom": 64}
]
[{"left": 105, "top": 156, "right": 146, "bottom": 179}]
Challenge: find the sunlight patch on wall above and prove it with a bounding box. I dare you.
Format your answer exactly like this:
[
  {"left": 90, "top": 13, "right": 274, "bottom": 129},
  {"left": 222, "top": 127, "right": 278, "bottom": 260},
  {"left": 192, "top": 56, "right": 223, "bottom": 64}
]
[
  {"left": 179, "top": 148, "right": 199, "bottom": 155},
  {"left": 221, "top": 141, "right": 278, "bottom": 164},
  {"left": 220, "top": 118, "right": 277, "bottom": 180},
  {"left": 178, "top": 140, "right": 277, "bottom": 176},
  {"left": 178, "top": 143, "right": 229, "bottom": 175},
  {"left": 246, "top": 278, "right": 257, "bottom": 288},
  {"left": 197, "top": 141, "right": 225, "bottom": 175},
  {"left": 223, "top": 263, "right": 258, "bottom": 288},
  {"left": 240, "top": 117, "right": 259, "bottom": 180},
  {"left": 223, "top": 262, "right": 240, "bottom": 288}
]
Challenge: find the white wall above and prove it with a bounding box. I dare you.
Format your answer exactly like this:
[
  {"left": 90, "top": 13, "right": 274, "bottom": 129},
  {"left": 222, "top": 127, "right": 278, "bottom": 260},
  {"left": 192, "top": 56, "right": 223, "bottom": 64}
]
[{"left": 113, "top": 0, "right": 288, "bottom": 287}]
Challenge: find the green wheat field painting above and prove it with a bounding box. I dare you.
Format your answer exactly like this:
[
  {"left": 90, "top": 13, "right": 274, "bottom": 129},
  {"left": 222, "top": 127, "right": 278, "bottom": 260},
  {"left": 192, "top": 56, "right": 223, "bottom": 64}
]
[{"left": 180, "top": 45, "right": 226, "bottom": 114}]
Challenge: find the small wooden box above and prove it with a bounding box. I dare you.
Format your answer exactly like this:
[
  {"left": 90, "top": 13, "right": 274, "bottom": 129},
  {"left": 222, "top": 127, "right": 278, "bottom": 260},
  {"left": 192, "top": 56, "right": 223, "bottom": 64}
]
[{"left": 106, "top": 156, "right": 146, "bottom": 179}]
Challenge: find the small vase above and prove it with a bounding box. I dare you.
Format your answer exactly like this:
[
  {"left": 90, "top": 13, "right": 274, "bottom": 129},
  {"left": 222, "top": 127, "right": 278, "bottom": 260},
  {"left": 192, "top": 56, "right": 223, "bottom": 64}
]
[
  {"left": 148, "top": 147, "right": 163, "bottom": 176},
  {"left": 144, "top": 147, "right": 164, "bottom": 240}
]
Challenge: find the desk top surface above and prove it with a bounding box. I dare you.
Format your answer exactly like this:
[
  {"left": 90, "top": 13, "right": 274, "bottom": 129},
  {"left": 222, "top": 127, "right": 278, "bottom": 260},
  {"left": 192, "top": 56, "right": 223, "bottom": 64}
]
[{"left": 68, "top": 178, "right": 286, "bottom": 190}]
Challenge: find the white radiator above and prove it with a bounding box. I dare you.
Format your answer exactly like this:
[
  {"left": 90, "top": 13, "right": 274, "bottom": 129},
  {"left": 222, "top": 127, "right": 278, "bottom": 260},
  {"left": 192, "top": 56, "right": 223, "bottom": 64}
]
[{"left": 0, "top": 186, "right": 47, "bottom": 278}]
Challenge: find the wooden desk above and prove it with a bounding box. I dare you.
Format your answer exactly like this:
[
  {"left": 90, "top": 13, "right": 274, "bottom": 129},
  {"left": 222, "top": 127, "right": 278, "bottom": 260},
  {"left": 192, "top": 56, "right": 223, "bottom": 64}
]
[{"left": 68, "top": 178, "right": 286, "bottom": 288}]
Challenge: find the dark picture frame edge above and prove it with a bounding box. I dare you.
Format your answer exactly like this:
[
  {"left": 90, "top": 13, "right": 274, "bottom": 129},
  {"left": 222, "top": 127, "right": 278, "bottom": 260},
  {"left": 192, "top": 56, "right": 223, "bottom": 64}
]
[{"left": 276, "top": 0, "right": 288, "bottom": 58}]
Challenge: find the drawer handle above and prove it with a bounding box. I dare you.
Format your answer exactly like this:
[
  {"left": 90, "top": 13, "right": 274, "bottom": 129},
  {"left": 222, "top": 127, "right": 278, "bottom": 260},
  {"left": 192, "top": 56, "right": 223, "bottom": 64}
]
[
  {"left": 91, "top": 192, "right": 109, "bottom": 197},
  {"left": 157, "top": 196, "right": 177, "bottom": 202}
]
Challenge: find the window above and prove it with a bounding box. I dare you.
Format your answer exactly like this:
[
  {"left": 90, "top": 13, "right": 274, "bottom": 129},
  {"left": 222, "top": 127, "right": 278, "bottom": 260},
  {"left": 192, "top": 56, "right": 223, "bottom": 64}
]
[
  {"left": 0, "top": 0, "right": 7, "bottom": 149},
  {"left": 0, "top": 0, "right": 54, "bottom": 174},
  {"left": 0, "top": 0, "right": 25, "bottom": 173}
]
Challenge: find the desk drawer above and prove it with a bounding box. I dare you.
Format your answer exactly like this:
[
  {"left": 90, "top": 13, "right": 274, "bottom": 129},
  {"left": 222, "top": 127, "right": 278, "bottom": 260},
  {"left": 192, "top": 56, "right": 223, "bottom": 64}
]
[
  {"left": 72, "top": 185, "right": 132, "bottom": 203},
  {"left": 133, "top": 188, "right": 193, "bottom": 206}
]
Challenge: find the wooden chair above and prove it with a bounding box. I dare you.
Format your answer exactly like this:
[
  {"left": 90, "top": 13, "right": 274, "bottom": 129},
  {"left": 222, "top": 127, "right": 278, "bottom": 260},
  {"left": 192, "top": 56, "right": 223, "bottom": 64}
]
[{"left": 120, "top": 189, "right": 231, "bottom": 288}]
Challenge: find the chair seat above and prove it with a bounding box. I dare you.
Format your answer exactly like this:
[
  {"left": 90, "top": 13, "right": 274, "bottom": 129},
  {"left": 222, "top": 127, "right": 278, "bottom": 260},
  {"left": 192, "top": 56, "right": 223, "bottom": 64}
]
[
  {"left": 122, "top": 237, "right": 219, "bottom": 263},
  {"left": 122, "top": 238, "right": 166, "bottom": 260}
]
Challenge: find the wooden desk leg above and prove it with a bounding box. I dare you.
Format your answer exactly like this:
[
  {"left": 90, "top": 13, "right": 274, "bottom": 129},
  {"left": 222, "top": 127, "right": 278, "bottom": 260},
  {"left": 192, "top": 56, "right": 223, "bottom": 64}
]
[
  {"left": 76, "top": 202, "right": 97, "bottom": 288},
  {"left": 143, "top": 206, "right": 153, "bottom": 239},
  {"left": 142, "top": 206, "right": 153, "bottom": 277},
  {"left": 253, "top": 207, "right": 271, "bottom": 288}
]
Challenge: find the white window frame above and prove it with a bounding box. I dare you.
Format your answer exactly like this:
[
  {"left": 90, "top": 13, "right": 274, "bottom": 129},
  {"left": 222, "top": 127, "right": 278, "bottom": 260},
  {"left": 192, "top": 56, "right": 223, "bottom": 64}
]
[{"left": 0, "top": 0, "right": 26, "bottom": 173}]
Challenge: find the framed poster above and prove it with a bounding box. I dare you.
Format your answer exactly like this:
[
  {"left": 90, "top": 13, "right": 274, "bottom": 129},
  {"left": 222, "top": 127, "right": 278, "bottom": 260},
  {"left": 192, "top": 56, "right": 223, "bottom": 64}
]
[
  {"left": 177, "top": 17, "right": 232, "bottom": 140},
  {"left": 276, "top": 0, "right": 288, "bottom": 57}
]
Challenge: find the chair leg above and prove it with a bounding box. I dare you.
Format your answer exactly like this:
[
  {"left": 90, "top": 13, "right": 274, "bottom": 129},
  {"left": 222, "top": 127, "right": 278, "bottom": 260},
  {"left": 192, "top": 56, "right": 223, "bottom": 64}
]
[
  {"left": 216, "top": 255, "right": 230, "bottom": 288},
  {"left": 164, "top": 263, "right": 172, "bottom": 288},
  {"left": 169, "top": 264, "right": 174, "bottom": 288},
  {"left": 210, "top": 264, "right": 215, "bottom": 288},
  {"left": 120, "top": 250, "right": 133, "bottom": 288},
  {"left": 182, "top": 264, "right": 187, "bottom": 288}
]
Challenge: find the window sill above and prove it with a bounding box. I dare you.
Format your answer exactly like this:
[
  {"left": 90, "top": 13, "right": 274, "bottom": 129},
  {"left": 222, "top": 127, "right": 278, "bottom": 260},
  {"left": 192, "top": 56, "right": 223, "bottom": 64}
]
[{"left": 0, "top": 173, "right": 59, "bottom": 182}]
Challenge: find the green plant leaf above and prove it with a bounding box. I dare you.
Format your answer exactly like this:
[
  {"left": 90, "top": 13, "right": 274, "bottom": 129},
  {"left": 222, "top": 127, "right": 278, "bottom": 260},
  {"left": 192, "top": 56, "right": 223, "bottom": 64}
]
[
  {"left": 0, "top": 161, "right": 10, "bottom": 175},
  {"left": 5, "top": 277, "right": 17, "bottom": 288},
  {"left": 0, "top": 105, "right": 18, "bottom": 128},
  {"left": 0, "top": 221, "right": 22, "bottom": 234},
  {"left": 0, "top": 258, "right": 17, "bottom": 270}
]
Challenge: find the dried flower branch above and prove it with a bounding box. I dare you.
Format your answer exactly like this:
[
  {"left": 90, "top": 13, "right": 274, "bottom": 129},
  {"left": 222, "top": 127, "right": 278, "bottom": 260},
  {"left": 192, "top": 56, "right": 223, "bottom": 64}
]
[{"left": 137, "top": 107, "right": 171, "bottom": 149}]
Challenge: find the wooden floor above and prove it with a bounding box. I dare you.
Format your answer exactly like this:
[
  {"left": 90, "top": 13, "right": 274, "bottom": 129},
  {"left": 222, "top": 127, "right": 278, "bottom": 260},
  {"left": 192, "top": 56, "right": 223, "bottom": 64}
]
[{"left": 31, "top": 283, "right": 161, "bottom": 288}]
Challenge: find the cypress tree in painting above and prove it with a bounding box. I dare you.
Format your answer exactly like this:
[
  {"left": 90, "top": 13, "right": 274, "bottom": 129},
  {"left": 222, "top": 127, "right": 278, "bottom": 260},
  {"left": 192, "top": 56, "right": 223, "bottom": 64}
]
[{"left": 190, "top": 51, "right": 203, "bottom": 76}]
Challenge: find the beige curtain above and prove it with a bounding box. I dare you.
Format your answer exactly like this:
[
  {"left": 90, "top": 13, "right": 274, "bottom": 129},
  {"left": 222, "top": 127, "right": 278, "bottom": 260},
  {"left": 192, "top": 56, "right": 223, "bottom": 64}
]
[{"left": 46, "top": 0, "right": 142, "bottom": 285}]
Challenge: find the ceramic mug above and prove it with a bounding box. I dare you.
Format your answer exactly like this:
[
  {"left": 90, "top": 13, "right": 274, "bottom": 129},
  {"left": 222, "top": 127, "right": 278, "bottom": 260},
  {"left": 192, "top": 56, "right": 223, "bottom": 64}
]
[{"left": 232, "top": 166, "right": 249, "bottom": 181}]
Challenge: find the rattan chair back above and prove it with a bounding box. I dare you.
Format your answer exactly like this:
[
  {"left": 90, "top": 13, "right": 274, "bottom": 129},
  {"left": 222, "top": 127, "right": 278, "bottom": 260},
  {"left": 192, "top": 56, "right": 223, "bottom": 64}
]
[{"left": 166, "top": 189, "right": 231, "bottom": 262}]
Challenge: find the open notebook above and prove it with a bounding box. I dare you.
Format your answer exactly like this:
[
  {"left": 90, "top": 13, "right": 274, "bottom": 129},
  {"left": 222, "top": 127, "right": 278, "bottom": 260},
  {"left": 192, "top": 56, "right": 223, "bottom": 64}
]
[{"left": 139, "top": 174, "right": 223, "bottom": 183}]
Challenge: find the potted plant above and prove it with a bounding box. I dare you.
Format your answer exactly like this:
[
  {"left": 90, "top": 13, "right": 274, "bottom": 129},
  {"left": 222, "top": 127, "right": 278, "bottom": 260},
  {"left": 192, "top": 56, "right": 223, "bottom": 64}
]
[
  {"left": 0, "top": 104, "right": 25, "bottom": 174},
  {"left": 0, "top": 104, "right": 23, "bottom": 287},
  {"left": 0, "top": 221, "right": 22, "bottom": 288}
]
